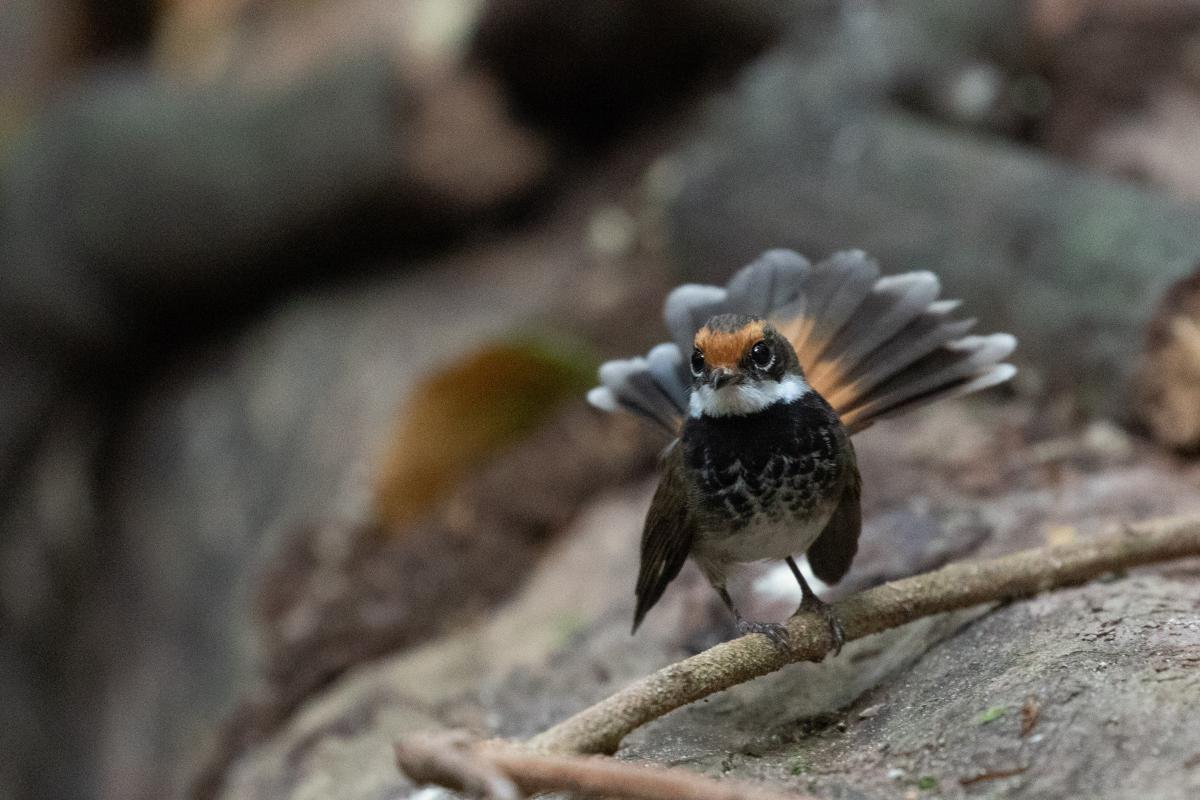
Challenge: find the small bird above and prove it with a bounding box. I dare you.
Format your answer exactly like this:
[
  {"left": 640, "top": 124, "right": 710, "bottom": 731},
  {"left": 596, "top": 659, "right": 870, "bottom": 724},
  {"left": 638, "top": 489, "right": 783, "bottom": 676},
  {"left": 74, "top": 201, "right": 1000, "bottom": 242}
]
[{"left": 588, "top": 250, "right": 1016, "bottom": 648}]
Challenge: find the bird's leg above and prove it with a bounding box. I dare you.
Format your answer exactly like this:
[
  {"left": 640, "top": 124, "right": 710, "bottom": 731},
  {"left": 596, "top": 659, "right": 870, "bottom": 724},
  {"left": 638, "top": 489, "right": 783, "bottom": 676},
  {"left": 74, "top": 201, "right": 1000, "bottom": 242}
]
[
  {"left": 786, "top": 556, "right": 845, "bottom": 655},
  {"left": 714, "top": 585, "right": 789, "bottom": 650}
]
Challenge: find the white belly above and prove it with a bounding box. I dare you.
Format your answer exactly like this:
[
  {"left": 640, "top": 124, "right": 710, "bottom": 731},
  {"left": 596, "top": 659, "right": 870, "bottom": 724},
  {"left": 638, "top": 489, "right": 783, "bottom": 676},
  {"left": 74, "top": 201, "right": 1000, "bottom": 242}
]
[{"left": 695, "top": 502, "right": 835, "bottom": 565}]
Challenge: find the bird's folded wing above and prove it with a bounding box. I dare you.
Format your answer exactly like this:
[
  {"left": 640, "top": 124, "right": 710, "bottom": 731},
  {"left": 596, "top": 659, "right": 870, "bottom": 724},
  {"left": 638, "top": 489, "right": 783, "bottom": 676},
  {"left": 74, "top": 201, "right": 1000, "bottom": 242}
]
[
  {"left": 632, "top": 444, "right": 696, "bottom": 632},
  {"left": 805, "top": 444, "right": 862, "bottom": 585}
]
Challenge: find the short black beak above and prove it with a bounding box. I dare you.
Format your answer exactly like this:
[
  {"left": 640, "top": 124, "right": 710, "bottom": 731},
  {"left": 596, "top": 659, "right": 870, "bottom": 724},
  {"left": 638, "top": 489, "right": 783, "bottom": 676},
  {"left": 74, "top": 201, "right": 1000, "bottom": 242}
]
[{"left": 709, "top": 368, "right": 738, "bottom": 389}]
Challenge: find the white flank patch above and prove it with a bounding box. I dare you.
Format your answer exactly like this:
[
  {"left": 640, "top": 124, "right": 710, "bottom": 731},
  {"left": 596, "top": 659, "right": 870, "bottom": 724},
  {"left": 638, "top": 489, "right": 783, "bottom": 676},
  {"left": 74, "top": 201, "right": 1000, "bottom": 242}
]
[
  {"left": 753, "top": 558, "right": 830, "bottom": 603},
  {"left": 688, "top": 374, "right": 809, "bottom": 418}
]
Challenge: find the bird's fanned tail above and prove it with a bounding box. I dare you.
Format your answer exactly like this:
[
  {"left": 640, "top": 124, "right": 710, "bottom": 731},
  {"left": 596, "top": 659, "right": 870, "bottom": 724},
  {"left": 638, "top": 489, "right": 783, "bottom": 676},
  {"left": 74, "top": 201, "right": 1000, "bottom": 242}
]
[{"left": 588, "top": 249, "right": 1016, "bottom": 433}]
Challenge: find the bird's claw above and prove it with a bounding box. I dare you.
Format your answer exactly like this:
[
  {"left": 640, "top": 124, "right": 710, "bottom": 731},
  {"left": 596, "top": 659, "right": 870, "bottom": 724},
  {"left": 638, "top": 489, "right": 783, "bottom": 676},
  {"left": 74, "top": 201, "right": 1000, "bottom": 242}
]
[
  {"left": 736, "top": 618, "right": 790, "bottom": 650},
  {"left": 793, "top": 595, "right": 845, "bottom": 656}
]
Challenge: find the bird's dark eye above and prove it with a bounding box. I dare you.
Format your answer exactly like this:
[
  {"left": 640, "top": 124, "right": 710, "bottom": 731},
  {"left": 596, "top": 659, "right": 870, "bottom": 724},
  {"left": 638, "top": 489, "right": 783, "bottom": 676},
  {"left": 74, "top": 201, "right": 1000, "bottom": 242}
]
[
  {"left": 750, "top": 341, "right": 772, "bottom": 368},
  {"left": 690, "top": 348, "right": 705, "bottom": 376}
]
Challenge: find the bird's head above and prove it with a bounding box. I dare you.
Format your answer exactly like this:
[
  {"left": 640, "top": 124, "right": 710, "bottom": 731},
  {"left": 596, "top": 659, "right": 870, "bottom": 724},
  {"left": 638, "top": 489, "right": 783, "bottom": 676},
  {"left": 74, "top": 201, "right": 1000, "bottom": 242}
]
[{"left": 687, "top": 314, "right": 809, "bottom": 418}]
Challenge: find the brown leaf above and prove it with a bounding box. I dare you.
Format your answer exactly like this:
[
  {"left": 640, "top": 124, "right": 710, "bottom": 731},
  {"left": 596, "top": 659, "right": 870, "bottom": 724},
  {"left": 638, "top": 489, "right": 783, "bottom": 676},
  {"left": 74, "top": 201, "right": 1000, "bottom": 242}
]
[{"left": 1020, "top": 697, "right": 1040, "bottom": 737}]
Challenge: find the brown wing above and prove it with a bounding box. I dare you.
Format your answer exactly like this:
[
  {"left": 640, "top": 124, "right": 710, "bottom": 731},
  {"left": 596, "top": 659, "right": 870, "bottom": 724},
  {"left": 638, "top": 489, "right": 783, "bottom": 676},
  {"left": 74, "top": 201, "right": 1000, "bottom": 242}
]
[
  {"left": 633, "top": 443, "right": 696, "bottom": 633},
  {"left": 805, "top": 446, "right": 862, "bottom": 585}
]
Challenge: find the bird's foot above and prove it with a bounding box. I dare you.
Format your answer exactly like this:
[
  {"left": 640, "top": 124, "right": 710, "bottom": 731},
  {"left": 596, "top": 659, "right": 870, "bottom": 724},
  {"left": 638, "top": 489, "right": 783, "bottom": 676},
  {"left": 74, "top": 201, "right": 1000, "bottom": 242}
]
[
  {"left": 792, "top": 595, "right": 845, "bottom": 656},
  {"left": 735, "top": 617, "right": 790, "bottom": 650}
]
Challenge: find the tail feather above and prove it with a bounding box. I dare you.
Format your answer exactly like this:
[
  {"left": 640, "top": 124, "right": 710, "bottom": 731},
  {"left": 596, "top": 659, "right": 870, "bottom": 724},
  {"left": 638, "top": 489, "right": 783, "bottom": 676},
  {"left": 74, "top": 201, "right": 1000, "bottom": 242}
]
[
  {"left": 587, "top": 249, "right": 1016, "bottom": 435},
  {"left": 724, "top": 249, "right": 812, "bottom": 317},
  {"left": 813, "top": 271, "right": 941, "bottom": 382},
  {"left": 588, "top": 344, "right": 689, "bottom": 434},
  {"left": 775, "top": 250, "right": 878, "bottom": 363},
  {"left": 838, "top": 335, "right": 1017, "bottom": 430},
  {"left": 852, "top": 363, "right": 1017, "bottom": 429},
  {"left": 826, "top": 311, "right": 976, "bottom": 410}
]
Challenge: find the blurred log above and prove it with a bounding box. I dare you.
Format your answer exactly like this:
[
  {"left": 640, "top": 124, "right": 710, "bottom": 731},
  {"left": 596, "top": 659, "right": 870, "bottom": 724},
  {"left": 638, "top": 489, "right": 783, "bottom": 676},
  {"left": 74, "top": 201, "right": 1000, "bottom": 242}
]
[
  {"left": 1133, "top": 266, "right": 1200, "bottom": 450},
  {"left": 0, "top": 51, "right": 553, "bottom": 495}
]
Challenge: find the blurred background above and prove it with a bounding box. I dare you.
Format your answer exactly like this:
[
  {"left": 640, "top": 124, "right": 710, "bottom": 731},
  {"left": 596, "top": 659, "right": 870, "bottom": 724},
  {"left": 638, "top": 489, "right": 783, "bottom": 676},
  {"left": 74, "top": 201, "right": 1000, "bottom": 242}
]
[{"left": 4, "top": 2, "right": 1200, "bottom": 799}]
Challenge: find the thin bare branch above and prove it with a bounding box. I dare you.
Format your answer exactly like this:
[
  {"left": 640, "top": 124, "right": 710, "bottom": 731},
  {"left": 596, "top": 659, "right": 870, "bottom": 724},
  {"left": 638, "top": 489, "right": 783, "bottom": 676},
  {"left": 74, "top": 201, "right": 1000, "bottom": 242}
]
[
  {"left": 530, "top": 515, "right": 1200, "bottom": 755},
  {"left": 395, "top": 732, "right": 809, "bottom": 800}
]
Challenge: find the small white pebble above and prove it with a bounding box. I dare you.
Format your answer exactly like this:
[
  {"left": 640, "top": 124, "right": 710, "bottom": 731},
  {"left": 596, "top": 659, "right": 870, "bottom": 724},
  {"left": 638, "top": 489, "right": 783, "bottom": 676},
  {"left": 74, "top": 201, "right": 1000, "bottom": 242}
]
[
  {"left": 858, "top": 704, "right": 885, "bottom": 719},
  {"left": 411, "top": 788, "right": 457, "bottom": 800}
]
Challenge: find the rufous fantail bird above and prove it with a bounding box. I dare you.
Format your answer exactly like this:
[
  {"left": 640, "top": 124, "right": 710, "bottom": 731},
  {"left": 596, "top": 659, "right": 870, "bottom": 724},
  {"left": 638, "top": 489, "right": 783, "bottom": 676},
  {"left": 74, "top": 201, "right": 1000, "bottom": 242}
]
[{"left": 588, "top": 250, "right": 1016, "bottom": 649}]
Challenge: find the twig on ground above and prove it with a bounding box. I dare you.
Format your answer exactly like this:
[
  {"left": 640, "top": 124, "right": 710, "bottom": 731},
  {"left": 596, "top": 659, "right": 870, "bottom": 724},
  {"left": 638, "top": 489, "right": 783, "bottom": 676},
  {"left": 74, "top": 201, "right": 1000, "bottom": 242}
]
[
  {"left": 394, "top": 731, "right": 809, "bottom": 800},
  {"left": 529, "top": 515, "right": 1200, "bottom": 755},
  {"left": 959, "top": 766, "right": 1028, "bottom": 786},
  {"left": 396, "top": 731, "right": 521, "bottom": 800}
]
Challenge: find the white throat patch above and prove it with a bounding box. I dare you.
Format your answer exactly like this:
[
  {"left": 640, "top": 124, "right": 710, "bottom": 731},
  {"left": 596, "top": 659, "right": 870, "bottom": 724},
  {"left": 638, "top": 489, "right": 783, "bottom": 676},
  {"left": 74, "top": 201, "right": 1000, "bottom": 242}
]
[{"left": 688, "top": 374, "right": 810, "bottom": 418}]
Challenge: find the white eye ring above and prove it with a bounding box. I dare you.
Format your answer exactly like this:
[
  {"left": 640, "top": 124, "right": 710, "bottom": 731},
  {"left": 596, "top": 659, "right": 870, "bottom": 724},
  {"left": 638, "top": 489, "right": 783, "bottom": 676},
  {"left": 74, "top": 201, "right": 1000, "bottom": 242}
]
[
  {"left": 749, "top": 341, "right": 773, "bottom": 370},
  {"left": 690, "top": 348, "right": 705, "bottom": 377}
]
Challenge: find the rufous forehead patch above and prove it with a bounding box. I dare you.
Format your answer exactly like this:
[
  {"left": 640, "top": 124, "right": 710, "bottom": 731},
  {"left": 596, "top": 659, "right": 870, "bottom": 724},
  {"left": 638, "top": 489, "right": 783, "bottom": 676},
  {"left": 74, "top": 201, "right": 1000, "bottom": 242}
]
[{"left": 694, "top": 320, "right": 765, "bottom": 368}]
